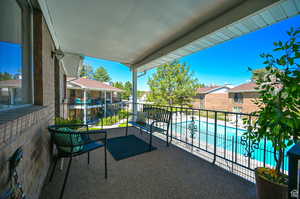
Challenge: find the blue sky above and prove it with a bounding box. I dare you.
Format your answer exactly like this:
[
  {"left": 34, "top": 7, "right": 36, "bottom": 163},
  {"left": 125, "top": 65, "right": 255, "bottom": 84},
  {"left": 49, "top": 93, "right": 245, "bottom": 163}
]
[
  {"left": 0, "top": 41, "right": 21, "bottom": 75},
  {"left": 84, "top": 14, "right": 300, "bottom": 91}
]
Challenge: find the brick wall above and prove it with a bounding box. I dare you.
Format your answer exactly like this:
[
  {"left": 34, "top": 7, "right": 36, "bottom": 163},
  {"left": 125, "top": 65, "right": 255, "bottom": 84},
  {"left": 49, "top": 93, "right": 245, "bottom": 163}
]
[
  {"left": 0, "top": 10, "right": 64, "bottom": 199},
  {"left": 228, "top": 92, "right": 260, "bottom": 113},
  {"left": 204, "top": 93, "right": 229, "bottom": 111}
]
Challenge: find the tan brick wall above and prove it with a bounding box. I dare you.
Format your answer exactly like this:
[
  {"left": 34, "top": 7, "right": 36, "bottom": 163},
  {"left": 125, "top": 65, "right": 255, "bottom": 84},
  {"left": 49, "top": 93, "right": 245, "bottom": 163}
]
[
  {"left": 228, "top": 92, "right": 260, "bottom": 113},
  {"left": 204, "top": 93, "right": 229, "bottom": 111},
  {"left": 0, "top": 11, "right": 65, "bottom": 199}
]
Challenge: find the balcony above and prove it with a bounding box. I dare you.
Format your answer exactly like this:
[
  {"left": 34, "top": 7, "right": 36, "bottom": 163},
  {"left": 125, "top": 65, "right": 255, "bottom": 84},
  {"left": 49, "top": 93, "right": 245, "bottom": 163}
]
[{"left": 40, "top": 126, "right": 256, "bottom": 199}]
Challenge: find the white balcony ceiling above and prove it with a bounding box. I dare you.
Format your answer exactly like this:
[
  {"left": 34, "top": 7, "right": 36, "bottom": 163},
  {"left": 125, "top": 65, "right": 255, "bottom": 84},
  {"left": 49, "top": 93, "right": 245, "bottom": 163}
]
[{"left": 38, "top": 0, "right": 300, "bottom": 73}]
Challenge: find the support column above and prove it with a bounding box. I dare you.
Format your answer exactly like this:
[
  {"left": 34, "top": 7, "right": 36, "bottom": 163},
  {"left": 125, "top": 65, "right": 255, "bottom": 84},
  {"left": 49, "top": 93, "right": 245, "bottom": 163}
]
[
  {"left": 83, "top": 89, "right": 87, "bottom": 124},
  {"left": 104, "top": 91, "right": 107, "bottom": 117},
  {"left": 132, "top": 68, "right": 137, "bottom": 121},
  {"left": 110, "top": 91, "right": 113, "bottom": 103},
  {"left": 9, "top": 88, "right": 15, "bottom": 105}
]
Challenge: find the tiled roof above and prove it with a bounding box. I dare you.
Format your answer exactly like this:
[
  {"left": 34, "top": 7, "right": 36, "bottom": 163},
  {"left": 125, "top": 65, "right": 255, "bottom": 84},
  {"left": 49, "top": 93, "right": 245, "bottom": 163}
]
[
  {"left": 67, "top": 77, "right": 123, "bottom": 92},
  {"left": 229, "top": 82, "right": 259, "bottom": 93},
  {"left": 0, "top": 80, "right": 21, "bottom": 88},
  {"left": 196, "top": 86, "right": 223, "bottom": 94}
]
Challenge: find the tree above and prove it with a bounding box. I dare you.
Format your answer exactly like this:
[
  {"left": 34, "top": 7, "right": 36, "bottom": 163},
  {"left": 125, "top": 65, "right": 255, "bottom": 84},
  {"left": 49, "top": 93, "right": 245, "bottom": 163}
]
[
  {"left": 112, "top": 81, "right": 124, "bottom": 90},
  {"left": 123, "top": 81, "right": 132, "bottom": 100},
  {"left": 147, "top": 61, "right": 198, "bottom": 106},
  {"left": 80, "top": 64, "right": 94, "bottom": 79},
  {"left": 244, "top": 27, "right": 300, "bottom": 183},
  {"left": 251, "top": 68, "right": 268, "bottom": 81},
  {"left": 113, "top": 81, "right": 124, "bottom": 100},
  {"left": 196, "top": 82, "right": 206, "bottom": 88},
  {"left": 0, "top": 72, "right": 13, "bottom": 80},
  {"left": 94, "top": 66, "right": 111, "bottom": 82}
]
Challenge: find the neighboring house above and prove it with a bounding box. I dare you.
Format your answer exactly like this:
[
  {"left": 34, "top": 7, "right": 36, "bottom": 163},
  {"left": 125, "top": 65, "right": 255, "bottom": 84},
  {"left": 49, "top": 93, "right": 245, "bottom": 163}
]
[
  {"left": 228, "top": 82, "right": 260, "bottom": 114},
  {"left": 0, "top": 79, "right": 22, "bottom": 109},
  {"left": 66, "top": 77, "right": 124, "bottom": 123},
  {"left": 193, "top": 86, "right": 231, "bottom": 111}
]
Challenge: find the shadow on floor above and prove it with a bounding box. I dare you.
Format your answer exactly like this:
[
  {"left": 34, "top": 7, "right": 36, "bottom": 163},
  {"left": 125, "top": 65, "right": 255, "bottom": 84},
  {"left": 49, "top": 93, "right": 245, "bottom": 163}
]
[{"left": 40, "top": 127, "right": 256, "bottom": 199}]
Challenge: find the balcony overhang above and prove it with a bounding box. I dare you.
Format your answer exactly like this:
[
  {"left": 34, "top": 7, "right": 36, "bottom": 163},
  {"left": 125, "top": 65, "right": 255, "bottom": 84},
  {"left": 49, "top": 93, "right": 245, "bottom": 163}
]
[{"left": 37, "top": 0, "right": 299, "bottom": 73}]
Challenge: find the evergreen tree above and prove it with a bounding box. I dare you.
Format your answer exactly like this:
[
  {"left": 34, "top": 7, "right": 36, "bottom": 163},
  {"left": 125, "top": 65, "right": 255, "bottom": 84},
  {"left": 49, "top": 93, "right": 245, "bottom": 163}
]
[{"left": 94, "top": 66, "right": 111, "bottom": 82}]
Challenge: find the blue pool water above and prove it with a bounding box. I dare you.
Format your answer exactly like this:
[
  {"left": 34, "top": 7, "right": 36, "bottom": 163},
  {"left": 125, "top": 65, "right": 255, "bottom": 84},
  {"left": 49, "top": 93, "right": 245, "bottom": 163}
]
[{"left": 172, "top": 120, "right": 289, "bottom": 171}]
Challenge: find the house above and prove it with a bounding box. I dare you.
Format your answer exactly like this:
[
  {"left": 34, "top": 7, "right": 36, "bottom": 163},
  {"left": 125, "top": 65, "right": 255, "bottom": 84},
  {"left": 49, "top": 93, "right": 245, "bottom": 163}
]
[
  {"left": 193, "top": 85, "right": 231, "bottom": 110},
  {"left": 228, "top": 82, "right": 260, "bottom": 113},
  {"left": 0, "top": 79, "right": 22, "bottom": 108},
  {"left": 66, "top": 77, "right": 123, "bottom": 123}
]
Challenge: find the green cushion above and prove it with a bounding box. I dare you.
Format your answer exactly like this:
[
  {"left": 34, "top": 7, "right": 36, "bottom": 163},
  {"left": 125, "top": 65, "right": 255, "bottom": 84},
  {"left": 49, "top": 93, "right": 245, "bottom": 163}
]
[{"left": 53, "top": 128, "right": 84, "bottom": 153}]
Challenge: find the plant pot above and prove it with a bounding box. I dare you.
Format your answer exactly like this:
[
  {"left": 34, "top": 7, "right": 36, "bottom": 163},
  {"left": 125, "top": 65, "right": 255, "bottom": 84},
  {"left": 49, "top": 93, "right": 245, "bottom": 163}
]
[{"left": 255, "top": 167, "right": 288, "bottom": 199}]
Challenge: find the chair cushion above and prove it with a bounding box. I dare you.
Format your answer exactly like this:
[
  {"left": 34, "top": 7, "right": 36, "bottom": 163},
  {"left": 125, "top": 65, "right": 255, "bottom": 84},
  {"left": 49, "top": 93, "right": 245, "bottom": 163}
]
[{"left": 53, "top": 128, "right": 84, "bottom": 153}]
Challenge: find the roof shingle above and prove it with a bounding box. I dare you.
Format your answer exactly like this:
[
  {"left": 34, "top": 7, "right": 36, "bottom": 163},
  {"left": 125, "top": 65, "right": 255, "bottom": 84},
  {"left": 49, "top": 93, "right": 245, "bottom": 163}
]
[
  {"left": 67, "top": 78, "right": 123, "bottom": 92},
  {"left": 229, "top": 82, "right": 259, "bottom": 93}
]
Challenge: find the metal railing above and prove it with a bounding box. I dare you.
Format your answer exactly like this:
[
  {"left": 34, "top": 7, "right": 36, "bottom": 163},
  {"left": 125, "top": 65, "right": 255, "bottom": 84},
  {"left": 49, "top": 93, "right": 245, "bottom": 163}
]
[
  {"left": 62, "top": 101, "right": 289, "bottom": 182},
  {"left": 132, "top": 103, "right": 289, "bottom": 182}
]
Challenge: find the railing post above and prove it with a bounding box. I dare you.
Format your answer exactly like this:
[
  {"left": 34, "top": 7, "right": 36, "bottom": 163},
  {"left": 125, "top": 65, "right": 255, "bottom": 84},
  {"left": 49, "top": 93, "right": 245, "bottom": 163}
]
[{"left": 213, "top": 111, "right": 217, "bottom": 164}]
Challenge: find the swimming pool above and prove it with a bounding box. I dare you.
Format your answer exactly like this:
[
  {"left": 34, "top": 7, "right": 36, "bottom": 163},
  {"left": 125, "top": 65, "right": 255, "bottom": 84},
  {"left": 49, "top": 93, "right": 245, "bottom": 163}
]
[{"left": 172, "top": 120, "right": 289, "bottom": 171}]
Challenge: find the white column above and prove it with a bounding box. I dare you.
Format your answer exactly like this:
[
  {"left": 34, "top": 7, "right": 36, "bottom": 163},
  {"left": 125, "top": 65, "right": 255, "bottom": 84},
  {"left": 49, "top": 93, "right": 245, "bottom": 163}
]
[
  {"left": 83, "top": 89, "right": 87, "bottom": 124},
  {"left": 9, "top": 88, "right": 14, "bottom": 105},
  {"left": 110, "top": 91, "right": 113, "bottom": 103},
  {"left": 104, "top": 91, "right": 107, "bottom": 117},
  {"left": 132, "top": 68, "right": 137, "bottom": 121}
]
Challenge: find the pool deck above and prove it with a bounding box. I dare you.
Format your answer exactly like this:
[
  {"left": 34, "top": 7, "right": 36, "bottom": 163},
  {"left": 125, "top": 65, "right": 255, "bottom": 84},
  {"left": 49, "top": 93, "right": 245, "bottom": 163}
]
[{"left": 40, "top": 127, "right": 256, "bottom": 199}]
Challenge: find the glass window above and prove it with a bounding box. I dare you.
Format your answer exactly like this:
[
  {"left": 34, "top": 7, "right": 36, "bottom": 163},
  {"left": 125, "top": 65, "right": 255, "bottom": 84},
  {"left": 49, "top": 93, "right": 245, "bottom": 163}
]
[
  {"left": 233, "top": 93, "right": 243, "bottom": 103},
  {"left": 233, "top": 106, "right": 242, "bottom": 113},
  {"left": 0, "top": 0, "right": 32, "bottom": 111}
]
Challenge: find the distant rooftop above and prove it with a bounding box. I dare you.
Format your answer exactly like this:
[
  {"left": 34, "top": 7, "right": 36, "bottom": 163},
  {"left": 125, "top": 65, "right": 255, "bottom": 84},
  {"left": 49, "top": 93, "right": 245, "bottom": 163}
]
[
  {"left": 229, "top": 82, "right": 259, "bottom": 93},
  {"left": 67, "top": 77, "right": 123, "bottom": 92},
  {"left": 0, "top": 79, "right": 21, "bottom": 88},
  {"left": 197, "top": 86, "right": 229, "bottom": 94}
]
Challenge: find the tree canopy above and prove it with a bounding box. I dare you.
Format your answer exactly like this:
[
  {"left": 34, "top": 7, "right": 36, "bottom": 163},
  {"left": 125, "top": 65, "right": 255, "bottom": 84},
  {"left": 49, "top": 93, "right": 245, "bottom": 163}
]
[
  {"left": 112, "top": 81, "right": 132, "bottom": 100},
  {"left": 0, "top": 72, "right": 13, "bottom": 80},
  {"left": 251, "top": 68, "right": 268, "bottom": 81},
  {"left": 147, "top": 61, "right": 198, "bottom": 106},
  {"left": 94, "top": 66, "right": 111, "bottom": 82}
]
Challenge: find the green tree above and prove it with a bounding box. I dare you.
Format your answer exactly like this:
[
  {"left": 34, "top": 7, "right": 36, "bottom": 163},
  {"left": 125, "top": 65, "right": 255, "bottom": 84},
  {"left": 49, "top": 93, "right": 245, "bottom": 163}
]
[
  {"left": 244, "top": 27, "right": 300, "bottom": 182},
  {"left": 94, "top": 66, "right": 111, "bottom": 82},
  {"left": 147, "top": 61, "right": 198, "bottom": 106},
  {"left": 112, "top": 81, "right": 124, "bottom": 90},
  {"left": 113, "top": 81, "right": 124, "bottom": 100},
  {"left": 0, "top": 72, "right": 13, "bottom": 80},
  {"left": 80, "top": 64, "right": 94, "bottom": 78},
  {"left": 122, "top": 81, "right": 132, "bottom": 100},
  {"left": 251, "top": 68, "right": 268, "bottom": 81}
]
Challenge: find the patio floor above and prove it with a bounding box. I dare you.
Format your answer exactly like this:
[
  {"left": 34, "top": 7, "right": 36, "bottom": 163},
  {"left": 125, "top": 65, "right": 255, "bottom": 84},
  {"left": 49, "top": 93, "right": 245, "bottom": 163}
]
[{"left": 40, "top": 127, "right": 256, "bottom": 199}]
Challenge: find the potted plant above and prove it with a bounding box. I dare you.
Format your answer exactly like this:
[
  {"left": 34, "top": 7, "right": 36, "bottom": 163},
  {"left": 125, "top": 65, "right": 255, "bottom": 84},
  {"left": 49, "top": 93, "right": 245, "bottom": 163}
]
[{"left": 244, "top": 27, "right": 300, "bottom": 199}]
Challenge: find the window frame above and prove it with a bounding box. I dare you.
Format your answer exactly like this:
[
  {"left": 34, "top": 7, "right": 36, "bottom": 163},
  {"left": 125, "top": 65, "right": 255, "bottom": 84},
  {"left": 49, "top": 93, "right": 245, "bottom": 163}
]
[
  {"left": 233, "top": 93, "right": 243, "bottom": 104},
  {"left": 0, "top": 0, "right": 34, "bottom": 112}
]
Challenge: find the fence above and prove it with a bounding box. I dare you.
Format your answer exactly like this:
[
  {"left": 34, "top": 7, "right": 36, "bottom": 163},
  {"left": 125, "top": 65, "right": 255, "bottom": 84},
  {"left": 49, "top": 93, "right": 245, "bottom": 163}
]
[
  {"left": 63, "top": 101, "right": 289, "bottom": 182},
  {"left": 134, "top": 103, "right": 288, "bottom": 182}
]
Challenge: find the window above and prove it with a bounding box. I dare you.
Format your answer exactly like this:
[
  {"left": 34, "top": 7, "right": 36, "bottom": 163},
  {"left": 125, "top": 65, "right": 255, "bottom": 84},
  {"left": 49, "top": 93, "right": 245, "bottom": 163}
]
[
  {"left": 233, "top": 106, "right": 242, "bottom": 113},
  {"left": 233, "top": 93, "right": 243, "bottom": 104},
  {"left": 0, "top": 0, "right": 33, "bottom": 111}
]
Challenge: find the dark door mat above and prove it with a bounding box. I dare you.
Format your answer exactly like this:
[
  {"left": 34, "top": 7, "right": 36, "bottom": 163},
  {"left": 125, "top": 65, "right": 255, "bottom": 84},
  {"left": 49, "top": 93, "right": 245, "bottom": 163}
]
[{"left": 107, "top": 135, "right": 157, "bottom": 161}]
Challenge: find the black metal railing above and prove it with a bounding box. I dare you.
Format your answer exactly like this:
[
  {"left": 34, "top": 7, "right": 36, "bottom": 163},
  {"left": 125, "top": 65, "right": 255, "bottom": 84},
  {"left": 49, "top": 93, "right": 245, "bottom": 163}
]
[
  {"left": 61, "top": 101, "right": 129, "bottom": 126},
  {"left": 62, "top": 101, "right": 289, "bottom": 182},
  {"left": 132, "top": 103, "right": 289, "bottom": 182}
]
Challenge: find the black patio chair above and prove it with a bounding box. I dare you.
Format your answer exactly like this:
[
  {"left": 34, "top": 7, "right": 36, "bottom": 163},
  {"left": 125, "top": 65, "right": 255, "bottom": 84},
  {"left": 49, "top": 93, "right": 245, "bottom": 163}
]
[{"left": 48, "top": 124, "right": 107, "bottom": 199}]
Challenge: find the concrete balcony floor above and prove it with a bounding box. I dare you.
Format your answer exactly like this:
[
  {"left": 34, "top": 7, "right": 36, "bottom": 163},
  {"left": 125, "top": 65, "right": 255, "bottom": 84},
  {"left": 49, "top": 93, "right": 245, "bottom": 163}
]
[{"left": 40, "top": 127, "right": 256, "bottom": 199}]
